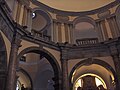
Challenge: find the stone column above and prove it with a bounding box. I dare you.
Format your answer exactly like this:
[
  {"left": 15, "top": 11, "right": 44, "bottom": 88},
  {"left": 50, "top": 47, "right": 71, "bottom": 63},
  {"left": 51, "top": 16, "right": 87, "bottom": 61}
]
[
  {"left": 53, "top": 21, "right": 57, "bottom": 42},
  {"left": 107, "top": 17, "right": 116, "bottom": 38},
  {"left": 101, "top": 20, "right": 109, "bottom": 40},
  {"left": 112, "top": 16, "right": 120, "bottom": 36},
  {"left": 58, "top": 22, "right": 62, "bottom": 42},
  {"left": 26, "top": 8, "right": 32, "bottom": 32},
  {"left": 107, "top": 16, "right": 120, "bottom": 38},
  {"left": 60, "top": 47, "right": 69, "bottom": 90},
  {"left": 109, "top": 44, "right": 120, "bottom": 90},
  {"left": 6, "top": 31, "right": 21, "bottom": 90},
  {"left": 16, "top": 1, "right": 22, "bottom": 23},
  {"left": 96, "top": 21, "right": 104, "bottom": 42},
  {"left": 52, "top": 75, "right": 62, "bottom": 90},
  {"left": 64, "top": 23, "right": 69, "bottom": 43},
  {"left": 19, "top": 5, "right": 24, "bottom": 25},
  {"left": 69, "top": 24, "right": 74, "bottom": 44}
]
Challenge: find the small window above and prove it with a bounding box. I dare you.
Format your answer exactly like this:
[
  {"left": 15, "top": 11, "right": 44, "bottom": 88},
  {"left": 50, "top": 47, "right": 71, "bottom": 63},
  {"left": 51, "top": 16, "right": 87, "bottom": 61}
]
[{"left": 32, "top": 12, "right": 36, "bottom": 18}]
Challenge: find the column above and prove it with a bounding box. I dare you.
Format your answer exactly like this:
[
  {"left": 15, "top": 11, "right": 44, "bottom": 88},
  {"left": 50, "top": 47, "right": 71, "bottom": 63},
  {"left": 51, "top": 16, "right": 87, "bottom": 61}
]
[
  {"left": 96, "top": 21, "right": 104, "bottom": 42},
  {"left": 109, "top": 44, "right": 120, "bottom": 90},
  {"left": 61, "top": 48, "right": 69, "bottom": 90},
  {"left": 16, "top": 1, "right": 22, "bottom": 23},
  {"left": 101, "top": 20, "right": 109, "bottom": 40},
  {"left": 112, "top": 16, "right": 120, "bottom": 36},
  {"left": 111, "top": 54, "right": 120, "bottom": 90},
  {"left": 26, "top": 8, "right": 32, "bottom": 32},
  {"left": 19, "top": 5, "right": 24, "bottom": 25},
  {"left": 22, "top": 6, "right": 27, "bottom": 26},
  {"left": 58, "top": 22, "right": 62, "bottom": 42},
  {"left": 53, "top": 21, "right": 57, "bottom": 42},
  {"left": 69, "top": 24, "right": 74, "bottom": 44},
  {"left": 6, "top": 31, "right": 21, "bottom": 90},
  {"left": 64, "top": 23, "right": 69, "bottom": 43},
  {"left": 52, "top": 75, "right": 62, "bottom": 90},
  {"left": 107, "top": 17, "right": 117, "bottom": 38}
]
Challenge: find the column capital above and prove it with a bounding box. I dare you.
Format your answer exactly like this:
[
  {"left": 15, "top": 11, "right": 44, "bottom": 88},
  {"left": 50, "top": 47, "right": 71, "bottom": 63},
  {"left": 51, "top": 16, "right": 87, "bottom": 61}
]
[
  {"left": 11, "top": 30, "right": 22, "bottom": 47},
  {"left": 58, "top": 43, "right": 69, "bottom": 60}
]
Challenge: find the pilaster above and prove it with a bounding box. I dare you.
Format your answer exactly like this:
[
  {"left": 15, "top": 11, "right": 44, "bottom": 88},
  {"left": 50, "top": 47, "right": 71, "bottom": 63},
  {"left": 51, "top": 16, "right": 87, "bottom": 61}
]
[
  {"left": 59, "top": 43, "right": 69, "bottom": 90},
  {"left": 101, "top": 20, "right": 109, "bottom": 40},
  {"left": 6, "top": 30, "right": 21, "bottom": 90},
  {"left": 58, "top": 22, "right": 62, "bottom": 42},
  {"left": 95, "top": 21, "right": 104, "bottom": 42},
  {"left": 108, "top": 42, "right": 120, "bottom": 90}
]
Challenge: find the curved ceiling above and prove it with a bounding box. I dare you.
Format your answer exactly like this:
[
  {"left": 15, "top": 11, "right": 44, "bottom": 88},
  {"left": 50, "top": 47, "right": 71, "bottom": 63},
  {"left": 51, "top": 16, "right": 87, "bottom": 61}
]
[{"left": 36, "top": 0, "right": 115, "bottom": 12}]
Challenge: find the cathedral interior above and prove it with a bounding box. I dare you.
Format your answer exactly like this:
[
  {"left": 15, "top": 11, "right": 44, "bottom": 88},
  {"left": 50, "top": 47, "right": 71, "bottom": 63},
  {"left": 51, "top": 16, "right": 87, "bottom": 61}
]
[{"left": 1, "top": 0, "right": 120, "bottom": 90}]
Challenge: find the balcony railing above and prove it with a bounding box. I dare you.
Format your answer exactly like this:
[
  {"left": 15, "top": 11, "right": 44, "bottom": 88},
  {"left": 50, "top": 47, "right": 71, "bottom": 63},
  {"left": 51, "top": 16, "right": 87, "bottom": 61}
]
[
  {"left": 76, "top": 38, "right": 98, "bottom": 45},
  {"left": 31, "top": 30, "right": 51, "bottom": 41}
]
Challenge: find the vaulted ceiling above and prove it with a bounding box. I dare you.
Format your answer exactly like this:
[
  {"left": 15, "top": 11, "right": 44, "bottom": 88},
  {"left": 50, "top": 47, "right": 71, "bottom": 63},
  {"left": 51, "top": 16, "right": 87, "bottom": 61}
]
[{"left": 36, "top": 0, "right": 115, "bottom": 12}]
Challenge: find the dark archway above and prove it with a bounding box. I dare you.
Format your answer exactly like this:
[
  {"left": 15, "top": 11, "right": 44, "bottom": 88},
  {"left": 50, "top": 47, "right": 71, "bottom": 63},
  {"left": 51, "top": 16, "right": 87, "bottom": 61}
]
[
  {"left": 69, "top": 58, "right": 117, "bottom": 90},
  {"left": 0, "top": 32, "right": 7, "bottom": 90},
  {"left": 17, "top": 46, "right": 61, "bottom": 90}
]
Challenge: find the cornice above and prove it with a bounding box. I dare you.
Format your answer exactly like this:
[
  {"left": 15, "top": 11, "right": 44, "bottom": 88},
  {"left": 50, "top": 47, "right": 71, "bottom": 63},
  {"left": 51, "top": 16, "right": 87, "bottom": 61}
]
[{"left": 31, "top": 0, "right": 119, "bottom": 16}]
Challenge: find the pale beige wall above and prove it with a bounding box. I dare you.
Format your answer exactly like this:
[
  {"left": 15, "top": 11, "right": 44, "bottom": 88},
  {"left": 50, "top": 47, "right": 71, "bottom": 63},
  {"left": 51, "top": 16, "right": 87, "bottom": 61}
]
[
  {"left": 94, "top": 56, "right": 115, "bottom": 70},
  {"left": 68, "top": 58, "right": 87, "bottom": 75},
  {"left": 5, "top": 0, "right": 14, "bottom": 11},
  {"left": 43, "top": 47, "right": 61, "bottom": 69},
  {"left": 18, "top": 40, "right": 39, "bottom": 54}
]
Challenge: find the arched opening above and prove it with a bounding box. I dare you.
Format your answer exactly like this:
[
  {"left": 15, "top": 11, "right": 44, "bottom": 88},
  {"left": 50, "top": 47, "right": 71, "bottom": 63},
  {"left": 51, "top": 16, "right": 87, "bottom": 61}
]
[
  {"left": 32, "top": 9, "right": 52, "bottom": 40},
  {"left": 16, "top": 68, "right": 33, "bottom": 90},
  {"left": 73, "top": 73, "right": 107, "bottom": 90},
  {"left": 69, "top": 59, "right": 117, "bottom": 90},
  {"left": 17, "top": 47, "right": 61, "bottom": 90}
]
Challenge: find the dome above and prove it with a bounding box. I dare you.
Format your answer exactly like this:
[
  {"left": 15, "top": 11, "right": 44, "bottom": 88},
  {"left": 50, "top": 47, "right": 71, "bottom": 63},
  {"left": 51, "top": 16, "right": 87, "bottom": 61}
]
[{"left": 35, "top": 0, "right": 115, "bottom": 12}]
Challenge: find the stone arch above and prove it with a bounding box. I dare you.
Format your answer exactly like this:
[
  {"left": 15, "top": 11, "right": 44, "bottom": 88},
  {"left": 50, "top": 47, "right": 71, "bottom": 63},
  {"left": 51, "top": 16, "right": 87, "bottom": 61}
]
[
  {"left": 17, "top": 67, "right": 33, "bottom": 90},
  {"left": 32, "top": 8, "right": 52, "bottom": 23},
  {"left": 72, "top": 16, "right": 98, "bottom": 43},
  {"left": 32, "top": 8, "right": 52, "bottom": 33},
  {"left": 17, "top": 46, "right": 61, "bottom": 90},
  {"left": 69, "top": 58, "right": 117, "bottom": 90},
  {"left": 73, "top": 16, "right": 96, "bottom": 26}
]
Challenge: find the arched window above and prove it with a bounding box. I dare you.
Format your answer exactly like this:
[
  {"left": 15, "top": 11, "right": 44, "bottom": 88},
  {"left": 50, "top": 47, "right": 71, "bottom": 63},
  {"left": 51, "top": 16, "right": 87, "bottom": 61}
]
[
  {"left": 32, "top": 9, "right": 52, "bottom": 41},
  {"left": 73, "top": 17, "right": 98, "bottom": 44}
]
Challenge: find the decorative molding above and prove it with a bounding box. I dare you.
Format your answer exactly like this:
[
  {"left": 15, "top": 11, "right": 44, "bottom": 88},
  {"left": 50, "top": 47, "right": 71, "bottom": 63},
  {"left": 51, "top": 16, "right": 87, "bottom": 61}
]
[{"left": 98, "top": 10, "right": 111, "bottom": 19}]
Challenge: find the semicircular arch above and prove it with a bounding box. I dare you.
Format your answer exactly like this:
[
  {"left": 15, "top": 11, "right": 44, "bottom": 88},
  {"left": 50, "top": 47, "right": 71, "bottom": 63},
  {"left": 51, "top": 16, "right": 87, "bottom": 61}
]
[{"left": 69, "top": 58, "right": 117, "bottom": 90}]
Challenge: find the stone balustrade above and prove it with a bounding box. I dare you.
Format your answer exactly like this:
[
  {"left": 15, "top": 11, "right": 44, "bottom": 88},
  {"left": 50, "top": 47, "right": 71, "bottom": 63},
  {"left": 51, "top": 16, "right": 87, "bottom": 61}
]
[
  {"left": 31, "top": 30, "right": 51, "bottom": 41},
  {"left": 76, "top": 38, "right": 98, "bottom": 45}
]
